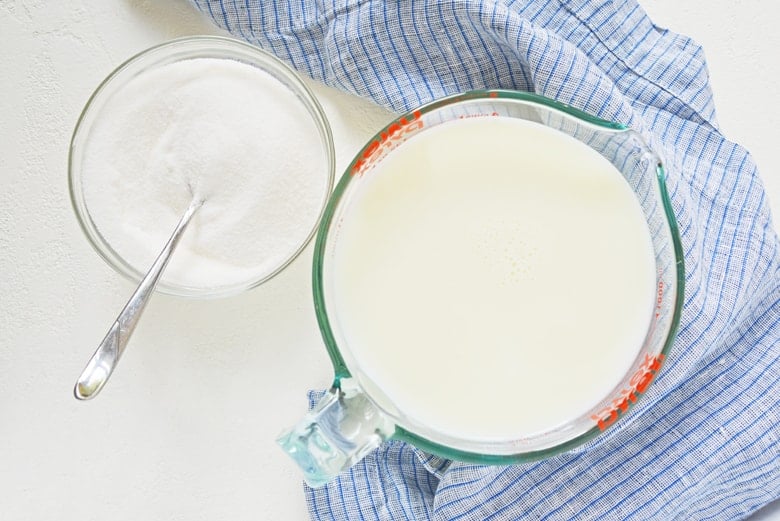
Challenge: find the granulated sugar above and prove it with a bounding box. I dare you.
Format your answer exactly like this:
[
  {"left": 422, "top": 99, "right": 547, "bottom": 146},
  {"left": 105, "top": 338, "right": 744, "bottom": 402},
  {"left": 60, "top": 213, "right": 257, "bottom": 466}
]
[{"left": 81, "top": 57, "right": 329, "bottom": 290}]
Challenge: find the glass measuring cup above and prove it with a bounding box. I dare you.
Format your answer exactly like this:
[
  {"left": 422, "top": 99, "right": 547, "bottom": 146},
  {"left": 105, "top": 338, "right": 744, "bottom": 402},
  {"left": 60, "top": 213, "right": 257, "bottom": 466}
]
[{"left": 278, "top": 90, "right": 685, "bottom": 487}]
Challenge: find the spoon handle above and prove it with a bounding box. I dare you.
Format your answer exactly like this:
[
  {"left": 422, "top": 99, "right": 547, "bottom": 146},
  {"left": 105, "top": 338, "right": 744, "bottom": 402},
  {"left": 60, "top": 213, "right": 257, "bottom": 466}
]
[{"left": 74, "top": 200, "right": 202, "bottom": 401}]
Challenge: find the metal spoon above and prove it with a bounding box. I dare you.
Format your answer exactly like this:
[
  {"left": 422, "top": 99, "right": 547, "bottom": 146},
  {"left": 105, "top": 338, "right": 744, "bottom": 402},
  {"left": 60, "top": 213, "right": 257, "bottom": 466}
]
[{"left": 74, "top": 198, "right": 204, "bottom": 400}]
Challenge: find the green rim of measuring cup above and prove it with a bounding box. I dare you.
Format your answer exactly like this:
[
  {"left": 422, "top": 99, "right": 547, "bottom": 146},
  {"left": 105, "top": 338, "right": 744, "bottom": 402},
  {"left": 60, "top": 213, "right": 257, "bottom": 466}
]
[{"left": 312, "top": 89, "right": 685, "bottom": 464}]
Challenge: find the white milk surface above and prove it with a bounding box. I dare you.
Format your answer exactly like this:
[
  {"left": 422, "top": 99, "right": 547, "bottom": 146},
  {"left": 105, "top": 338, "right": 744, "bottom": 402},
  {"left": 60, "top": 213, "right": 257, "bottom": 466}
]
[{"left": 331, "top": 116, "right": 657, "bottom": 441}]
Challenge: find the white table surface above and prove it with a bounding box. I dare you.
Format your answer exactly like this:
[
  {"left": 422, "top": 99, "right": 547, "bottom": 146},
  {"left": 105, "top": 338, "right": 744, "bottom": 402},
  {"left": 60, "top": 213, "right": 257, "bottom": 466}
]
[{"left": 0, "top": 1, "right": 777, "bottom": 519}]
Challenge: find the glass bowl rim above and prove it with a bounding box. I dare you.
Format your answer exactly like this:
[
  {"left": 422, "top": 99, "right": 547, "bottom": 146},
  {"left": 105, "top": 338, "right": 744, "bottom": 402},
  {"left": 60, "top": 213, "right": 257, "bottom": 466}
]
[{"left": 68, "top": 35, "right": 336, "bottom": 299}]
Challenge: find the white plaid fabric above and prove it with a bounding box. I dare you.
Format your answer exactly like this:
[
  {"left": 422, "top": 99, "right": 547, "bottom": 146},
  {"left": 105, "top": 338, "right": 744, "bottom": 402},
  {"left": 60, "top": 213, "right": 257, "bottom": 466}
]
[{"left": 191, "top": 0, "right": 779, "bottom": 519}]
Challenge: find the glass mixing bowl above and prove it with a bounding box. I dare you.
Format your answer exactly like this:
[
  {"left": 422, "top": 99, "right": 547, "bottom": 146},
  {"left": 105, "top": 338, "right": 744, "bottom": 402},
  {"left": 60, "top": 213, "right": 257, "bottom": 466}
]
[
  {"left": 69, "top": 36, "right": 335, "bottom": 298},
  {"left": 279, "top": 90, "right": 685, "bottom": 487}
]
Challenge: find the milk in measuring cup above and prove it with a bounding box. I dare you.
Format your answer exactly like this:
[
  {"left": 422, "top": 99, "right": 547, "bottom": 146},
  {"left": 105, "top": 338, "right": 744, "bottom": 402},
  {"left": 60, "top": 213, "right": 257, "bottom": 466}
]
[{"left": 331, "top": 116, "right": 656, "bottom": 441}]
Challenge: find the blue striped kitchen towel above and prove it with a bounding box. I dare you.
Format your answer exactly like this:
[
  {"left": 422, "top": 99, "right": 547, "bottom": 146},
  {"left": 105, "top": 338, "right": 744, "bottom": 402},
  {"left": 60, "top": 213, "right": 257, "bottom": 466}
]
[{"left": 190, "top": 0, "right": 779, "bottom": 519}]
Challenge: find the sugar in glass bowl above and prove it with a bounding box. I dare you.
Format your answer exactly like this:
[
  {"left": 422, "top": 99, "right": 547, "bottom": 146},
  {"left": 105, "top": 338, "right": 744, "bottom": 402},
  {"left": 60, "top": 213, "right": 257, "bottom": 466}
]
[{"left": 69, "top": 36, "right": 335, "bottom": 298}]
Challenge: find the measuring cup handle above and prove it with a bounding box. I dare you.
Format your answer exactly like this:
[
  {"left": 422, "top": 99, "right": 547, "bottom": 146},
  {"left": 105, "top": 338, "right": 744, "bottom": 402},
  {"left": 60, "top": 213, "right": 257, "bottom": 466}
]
[{"left": 277, "top": 378, "right": 395, "bottom": 487}]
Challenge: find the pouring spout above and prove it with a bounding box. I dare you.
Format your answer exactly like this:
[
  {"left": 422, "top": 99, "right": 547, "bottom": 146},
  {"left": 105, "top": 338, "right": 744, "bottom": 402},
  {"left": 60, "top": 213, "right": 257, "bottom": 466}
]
[{"left": 277, "top": 378, "right": 395, "bottom": 487}]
